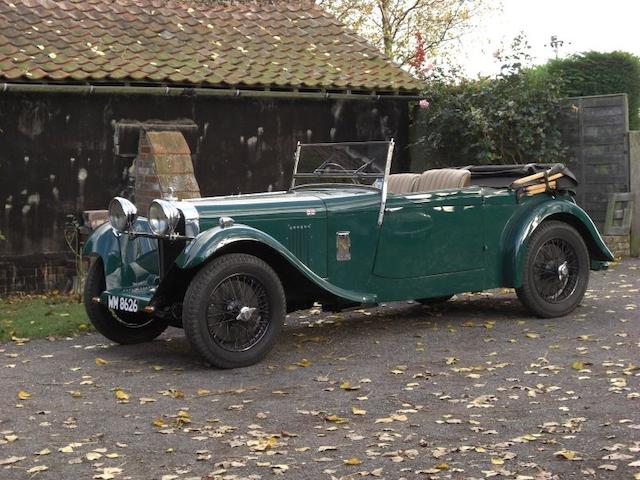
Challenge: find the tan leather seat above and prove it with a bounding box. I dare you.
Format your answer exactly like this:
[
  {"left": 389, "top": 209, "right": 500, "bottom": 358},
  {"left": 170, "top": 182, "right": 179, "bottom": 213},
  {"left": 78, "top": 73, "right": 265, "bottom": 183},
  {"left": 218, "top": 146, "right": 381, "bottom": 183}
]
[
  {"left": 414, "top": 168, "right": 471, "bottom": 192},
  {"left": 387, "top": 173, "right": 420, "bottom": 194}
]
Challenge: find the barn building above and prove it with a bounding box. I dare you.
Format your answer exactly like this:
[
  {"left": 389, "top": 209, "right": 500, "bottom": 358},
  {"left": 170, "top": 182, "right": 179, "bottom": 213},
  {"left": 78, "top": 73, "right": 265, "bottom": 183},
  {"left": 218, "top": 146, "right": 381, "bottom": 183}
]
[{"left": 0, "top": 0, "right": 421, "bottom": 294}]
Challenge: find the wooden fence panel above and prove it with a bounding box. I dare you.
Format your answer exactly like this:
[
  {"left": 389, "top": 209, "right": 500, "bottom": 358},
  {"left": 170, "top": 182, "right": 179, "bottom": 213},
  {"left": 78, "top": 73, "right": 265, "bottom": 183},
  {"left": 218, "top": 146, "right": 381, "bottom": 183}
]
[
  {"left": 630, "top": 131, "right": 640, "bottom": 256},
  {"left": 560, "top": 94, "right": 630, "bottom": 229}
]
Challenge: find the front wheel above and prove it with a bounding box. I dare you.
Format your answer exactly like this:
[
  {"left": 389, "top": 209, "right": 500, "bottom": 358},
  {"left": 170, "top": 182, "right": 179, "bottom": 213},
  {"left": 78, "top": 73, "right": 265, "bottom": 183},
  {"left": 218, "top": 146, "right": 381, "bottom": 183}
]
[
  {"left": 516, "top": 221, "right": 590, "bottom": 318},
  {"left": 83, "top": 258, "right": 168, "bottom": 344},
  {"left": 182, "top": 254, "right": 286, "bottom": 369}
]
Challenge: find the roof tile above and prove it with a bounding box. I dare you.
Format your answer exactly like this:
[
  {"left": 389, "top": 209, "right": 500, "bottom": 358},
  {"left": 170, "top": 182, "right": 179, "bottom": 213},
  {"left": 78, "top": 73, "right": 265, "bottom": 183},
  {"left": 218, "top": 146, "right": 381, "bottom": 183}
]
[{"left": 0, "top": 0, "right": 421, "bottom": 92}]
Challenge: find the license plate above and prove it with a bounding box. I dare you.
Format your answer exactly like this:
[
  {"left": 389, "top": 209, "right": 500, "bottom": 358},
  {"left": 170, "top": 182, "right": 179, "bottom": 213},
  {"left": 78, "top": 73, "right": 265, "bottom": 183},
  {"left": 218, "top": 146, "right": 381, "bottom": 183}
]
[{"left": 107, "top": 295, "right": 139, "bottom": 313}]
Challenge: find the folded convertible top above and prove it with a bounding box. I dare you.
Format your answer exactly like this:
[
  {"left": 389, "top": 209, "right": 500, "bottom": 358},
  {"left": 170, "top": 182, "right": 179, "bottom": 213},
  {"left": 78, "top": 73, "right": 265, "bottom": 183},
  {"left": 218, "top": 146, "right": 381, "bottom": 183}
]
[{"left": 462, "top": 163, "right": 578, "bottom": 194}]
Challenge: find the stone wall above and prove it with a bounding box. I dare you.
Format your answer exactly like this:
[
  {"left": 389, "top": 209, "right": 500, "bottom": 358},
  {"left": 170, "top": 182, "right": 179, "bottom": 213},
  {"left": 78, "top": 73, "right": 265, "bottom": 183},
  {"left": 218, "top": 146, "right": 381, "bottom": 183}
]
[
  {"left": 602, "top": 235, "right": 631, "bottom": 258},
  {"left": 0, "top": 253, "right": 75, "bottom": 294}
]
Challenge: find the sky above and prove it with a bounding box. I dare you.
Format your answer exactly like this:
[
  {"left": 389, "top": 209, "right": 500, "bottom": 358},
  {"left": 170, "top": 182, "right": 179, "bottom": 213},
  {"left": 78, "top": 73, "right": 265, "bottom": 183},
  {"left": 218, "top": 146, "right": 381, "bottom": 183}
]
[{"left": 457, "top": 0, "right": 640, "bottom": 77}]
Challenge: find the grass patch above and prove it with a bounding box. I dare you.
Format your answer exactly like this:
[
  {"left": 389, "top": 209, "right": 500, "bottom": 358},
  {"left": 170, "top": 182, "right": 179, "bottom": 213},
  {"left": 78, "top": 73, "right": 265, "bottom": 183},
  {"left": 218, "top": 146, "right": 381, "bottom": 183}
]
[{"left": 0, "top": 294, "right": 90, "bottom": 342}]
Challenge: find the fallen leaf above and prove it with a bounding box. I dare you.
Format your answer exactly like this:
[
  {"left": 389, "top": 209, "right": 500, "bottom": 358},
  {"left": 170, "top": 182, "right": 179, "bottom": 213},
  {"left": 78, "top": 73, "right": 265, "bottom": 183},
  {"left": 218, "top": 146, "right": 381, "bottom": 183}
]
[
  {"left": 17, "top": 390, "right": 31, "bottom": 400},
  {"left": 95, "top": 357, "right": 108, "bottom": 366},
  {"left": 344, "top": 457, "right": 362, "bottom": 465},
  {"left": 0, "top": 456, "right": 26, "bottom": 466},
  {"left": 114, "top": 389, "right": 130, "bottom": 401},
  {"left": 27, "top": 465, "right": 48, "bottom": 473},
  {"left": 318, "top": 445, "right": 337, "bottom": 452},
  {"left": 325, "top": 414, "right": 349, "bottom": 424},
  {"left": 352, "top": 406, "right": 367, "bottom": 416},
  {"left": 375, "top": 417, "right": 394, "bottom": 424},
  {"left": 151, "top": 418, "right": 167, "bottom": 428},
  {"left": 271, "top": 464, "right": 289, "bottom": 474},
  {"left": 94, "top": 467, "right": 123, "bottom": 479},
  {"left": 572, "top": 360, "right": 585, "bottom": 370},
  {"left": 247, "top": 437, "right": 278, "bottom": 451},
  {"left": 555, "top": 449, "right": 579, "bottom": 460},
  {"left": 340, "top": 381, "right": 360, "bottom": 391}
]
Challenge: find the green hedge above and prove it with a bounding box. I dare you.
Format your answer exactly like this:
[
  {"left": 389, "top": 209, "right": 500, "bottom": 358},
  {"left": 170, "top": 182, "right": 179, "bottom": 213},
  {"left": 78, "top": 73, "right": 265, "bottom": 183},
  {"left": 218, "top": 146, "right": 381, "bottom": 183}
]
[
  {"left": 414, "top": 60, "right": 566, "bottom": 166},
  {"left": 543, "top": 51, "right": 640, "bottom": 130}
]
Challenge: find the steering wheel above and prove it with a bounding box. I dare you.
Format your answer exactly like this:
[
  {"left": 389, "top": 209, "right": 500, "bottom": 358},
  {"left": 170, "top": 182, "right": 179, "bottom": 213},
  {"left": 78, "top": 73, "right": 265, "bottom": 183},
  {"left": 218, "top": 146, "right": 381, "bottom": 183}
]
[{"left": 313, "top": 162, "right": 358, "bottom": 184}]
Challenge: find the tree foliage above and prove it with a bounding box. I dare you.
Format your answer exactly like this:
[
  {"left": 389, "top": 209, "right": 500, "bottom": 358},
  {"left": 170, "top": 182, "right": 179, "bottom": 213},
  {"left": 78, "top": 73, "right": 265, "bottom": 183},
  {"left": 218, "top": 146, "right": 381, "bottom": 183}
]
[
  {"left": 414, "top": 36, "right": 567, "bottom": 166},
  {"left": 317, "top": 0, "right": 491, "bottom": 71},
  {"left": 542, "top": 51, "right": 640, "bottom": 130}
]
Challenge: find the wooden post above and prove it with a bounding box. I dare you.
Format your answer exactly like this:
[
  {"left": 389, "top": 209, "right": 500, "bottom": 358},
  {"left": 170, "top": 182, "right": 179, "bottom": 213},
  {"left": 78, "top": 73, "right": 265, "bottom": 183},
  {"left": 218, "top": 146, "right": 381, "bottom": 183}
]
[{"left": 630, "top": 131, "right": 640, "bottom": 257}]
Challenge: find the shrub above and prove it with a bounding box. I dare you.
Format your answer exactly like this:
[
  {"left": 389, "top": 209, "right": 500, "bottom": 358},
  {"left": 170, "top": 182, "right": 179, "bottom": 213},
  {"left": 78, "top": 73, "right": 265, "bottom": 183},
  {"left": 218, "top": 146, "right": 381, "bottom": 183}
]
[
  {"left": 414, "top": 36, "right": 566, "bottom": 166},
  {"left": 543, "top": 51, "right": 640, "bottom": 129}
]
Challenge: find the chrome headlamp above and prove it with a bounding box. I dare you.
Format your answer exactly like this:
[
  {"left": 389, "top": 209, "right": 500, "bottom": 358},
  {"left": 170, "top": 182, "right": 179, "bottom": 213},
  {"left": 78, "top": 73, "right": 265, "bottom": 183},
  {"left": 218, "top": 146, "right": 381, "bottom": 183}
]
[
  {"left": 108, "top": 197, "right": 137, "bottom": 233},
  {"left": 148, "top": 199, "right": 181, "bottom": 236}
]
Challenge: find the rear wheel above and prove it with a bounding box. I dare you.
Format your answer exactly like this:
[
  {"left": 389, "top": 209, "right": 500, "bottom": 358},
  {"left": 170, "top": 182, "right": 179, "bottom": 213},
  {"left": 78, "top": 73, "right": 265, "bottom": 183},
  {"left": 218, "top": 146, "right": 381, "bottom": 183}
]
[
  {"left": 182, "top": 254, "right": 286, "bottom": 369},
  {"left": 516, "top": 221, "right": 590, "bottom": 318},
  {"left": 83, "top": 258, "right": 168, "bottom": 344}
]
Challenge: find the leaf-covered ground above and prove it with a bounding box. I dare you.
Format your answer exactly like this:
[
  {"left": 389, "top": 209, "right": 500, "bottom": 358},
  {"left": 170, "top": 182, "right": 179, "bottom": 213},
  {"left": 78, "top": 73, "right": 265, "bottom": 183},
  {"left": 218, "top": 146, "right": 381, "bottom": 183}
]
[{"left": 0, "top": 259, "right": 638, "bottom": 480}]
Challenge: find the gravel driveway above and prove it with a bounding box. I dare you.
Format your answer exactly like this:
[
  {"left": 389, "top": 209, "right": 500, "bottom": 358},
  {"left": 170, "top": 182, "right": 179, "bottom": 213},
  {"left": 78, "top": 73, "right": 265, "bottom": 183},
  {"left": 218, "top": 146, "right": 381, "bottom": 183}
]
[{"left": 1, "top": 259, "right": 639, "bottom": 480}]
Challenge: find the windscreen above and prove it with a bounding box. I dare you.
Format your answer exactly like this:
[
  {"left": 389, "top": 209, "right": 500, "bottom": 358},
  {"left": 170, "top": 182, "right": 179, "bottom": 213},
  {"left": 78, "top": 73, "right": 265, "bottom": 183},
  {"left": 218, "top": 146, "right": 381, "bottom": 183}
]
[{"left": 292, "top": 141, "right": 393, "bottom": 189}]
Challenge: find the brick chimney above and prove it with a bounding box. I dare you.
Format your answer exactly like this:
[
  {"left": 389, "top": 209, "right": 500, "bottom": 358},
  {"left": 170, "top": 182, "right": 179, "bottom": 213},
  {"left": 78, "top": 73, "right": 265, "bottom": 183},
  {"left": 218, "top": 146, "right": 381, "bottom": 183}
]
[{"left": 134, "top": 130, "right": 201, "bottom": 213}]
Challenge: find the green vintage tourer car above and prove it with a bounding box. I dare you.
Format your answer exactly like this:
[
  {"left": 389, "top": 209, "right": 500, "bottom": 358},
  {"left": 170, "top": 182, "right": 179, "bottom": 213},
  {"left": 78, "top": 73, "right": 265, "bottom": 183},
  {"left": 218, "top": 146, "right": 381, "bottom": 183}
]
[{"left": 84, "top": 141, "right": 613, "bottom": 368}]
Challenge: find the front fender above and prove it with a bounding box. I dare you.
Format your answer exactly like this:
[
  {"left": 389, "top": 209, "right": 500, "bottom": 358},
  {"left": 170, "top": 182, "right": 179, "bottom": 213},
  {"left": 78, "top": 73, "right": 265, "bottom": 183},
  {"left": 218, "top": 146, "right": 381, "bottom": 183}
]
[
  {"left": 83, "top": 219, "right": 160, "bottom": 290},
  {"left": 83, "top": 222, "right": 122, "bottom": 277},
  {"left": 175, "top": 224, "right": 376, "bottom": 304},
  {"left": 503, "top": 198, "right": 613, "bottom": 287}
]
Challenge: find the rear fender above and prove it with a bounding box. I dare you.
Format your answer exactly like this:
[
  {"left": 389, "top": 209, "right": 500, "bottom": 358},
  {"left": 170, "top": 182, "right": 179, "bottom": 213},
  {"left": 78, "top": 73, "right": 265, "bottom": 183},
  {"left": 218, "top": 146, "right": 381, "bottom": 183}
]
[
  {"left": 503, "top": 199, "right": 613, "bottom": 287},
  {"left": 175, "top": 224, "right": 376, "bottom": 304}
]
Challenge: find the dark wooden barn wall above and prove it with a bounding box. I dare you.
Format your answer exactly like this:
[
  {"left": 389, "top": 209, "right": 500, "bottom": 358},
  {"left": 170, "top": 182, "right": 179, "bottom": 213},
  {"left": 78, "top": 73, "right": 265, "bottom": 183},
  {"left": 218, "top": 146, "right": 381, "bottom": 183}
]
[
  {"left": 0, "top": 92, "right": 411, "bottom": 294},
  {"left": 560, "top": 94, "right": 630, "bottom": 229}
]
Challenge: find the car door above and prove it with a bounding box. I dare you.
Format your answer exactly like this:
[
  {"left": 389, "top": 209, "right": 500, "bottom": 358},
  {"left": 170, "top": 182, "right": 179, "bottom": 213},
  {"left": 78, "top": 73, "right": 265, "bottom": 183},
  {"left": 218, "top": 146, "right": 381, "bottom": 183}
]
[
  {"left": 373, "top": 186, "right": 485, "bottom": 278},
  {"left": 371, "top": 194, "right": 432, "bottom": 278}
]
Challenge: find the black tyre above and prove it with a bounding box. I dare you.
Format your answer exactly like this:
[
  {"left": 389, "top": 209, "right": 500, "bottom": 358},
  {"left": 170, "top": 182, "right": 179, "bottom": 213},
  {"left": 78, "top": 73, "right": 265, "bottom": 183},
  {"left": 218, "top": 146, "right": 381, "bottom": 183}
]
[
  {"left": 417, "top": 295, "right": 453, "bottom": 306},
  {"left": 182, "top": 254, "right": 286, "bottom": 369},
  {"left": 516, "top": 221, "right": 590, "bottom": 318},
  {"left": 83, "top": 258, "right": 168, "bottom": 344}
]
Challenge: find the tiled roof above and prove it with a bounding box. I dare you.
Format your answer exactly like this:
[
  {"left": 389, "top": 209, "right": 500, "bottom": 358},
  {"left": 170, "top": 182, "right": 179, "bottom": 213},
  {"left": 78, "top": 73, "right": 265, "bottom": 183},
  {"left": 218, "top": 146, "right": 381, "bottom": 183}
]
[{"left": 0, "top": 0, "right": 422, "bottom": 93}]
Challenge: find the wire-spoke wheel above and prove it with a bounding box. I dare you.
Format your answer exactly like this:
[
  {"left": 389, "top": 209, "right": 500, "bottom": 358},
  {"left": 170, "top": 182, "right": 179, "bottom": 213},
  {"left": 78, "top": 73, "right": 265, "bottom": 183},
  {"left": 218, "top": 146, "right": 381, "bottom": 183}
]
[
  {"left": 206, "top": 274, "right": 271, "bottom": 352},
  {"left": 532, "top": 238, "right": 579, "bottom": 303},
  {"left": 183, "top": 254, "right": 286, "bottom": 369},
  {"left": 517, "top": 221, "right": 590, "bottom": 318}
]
